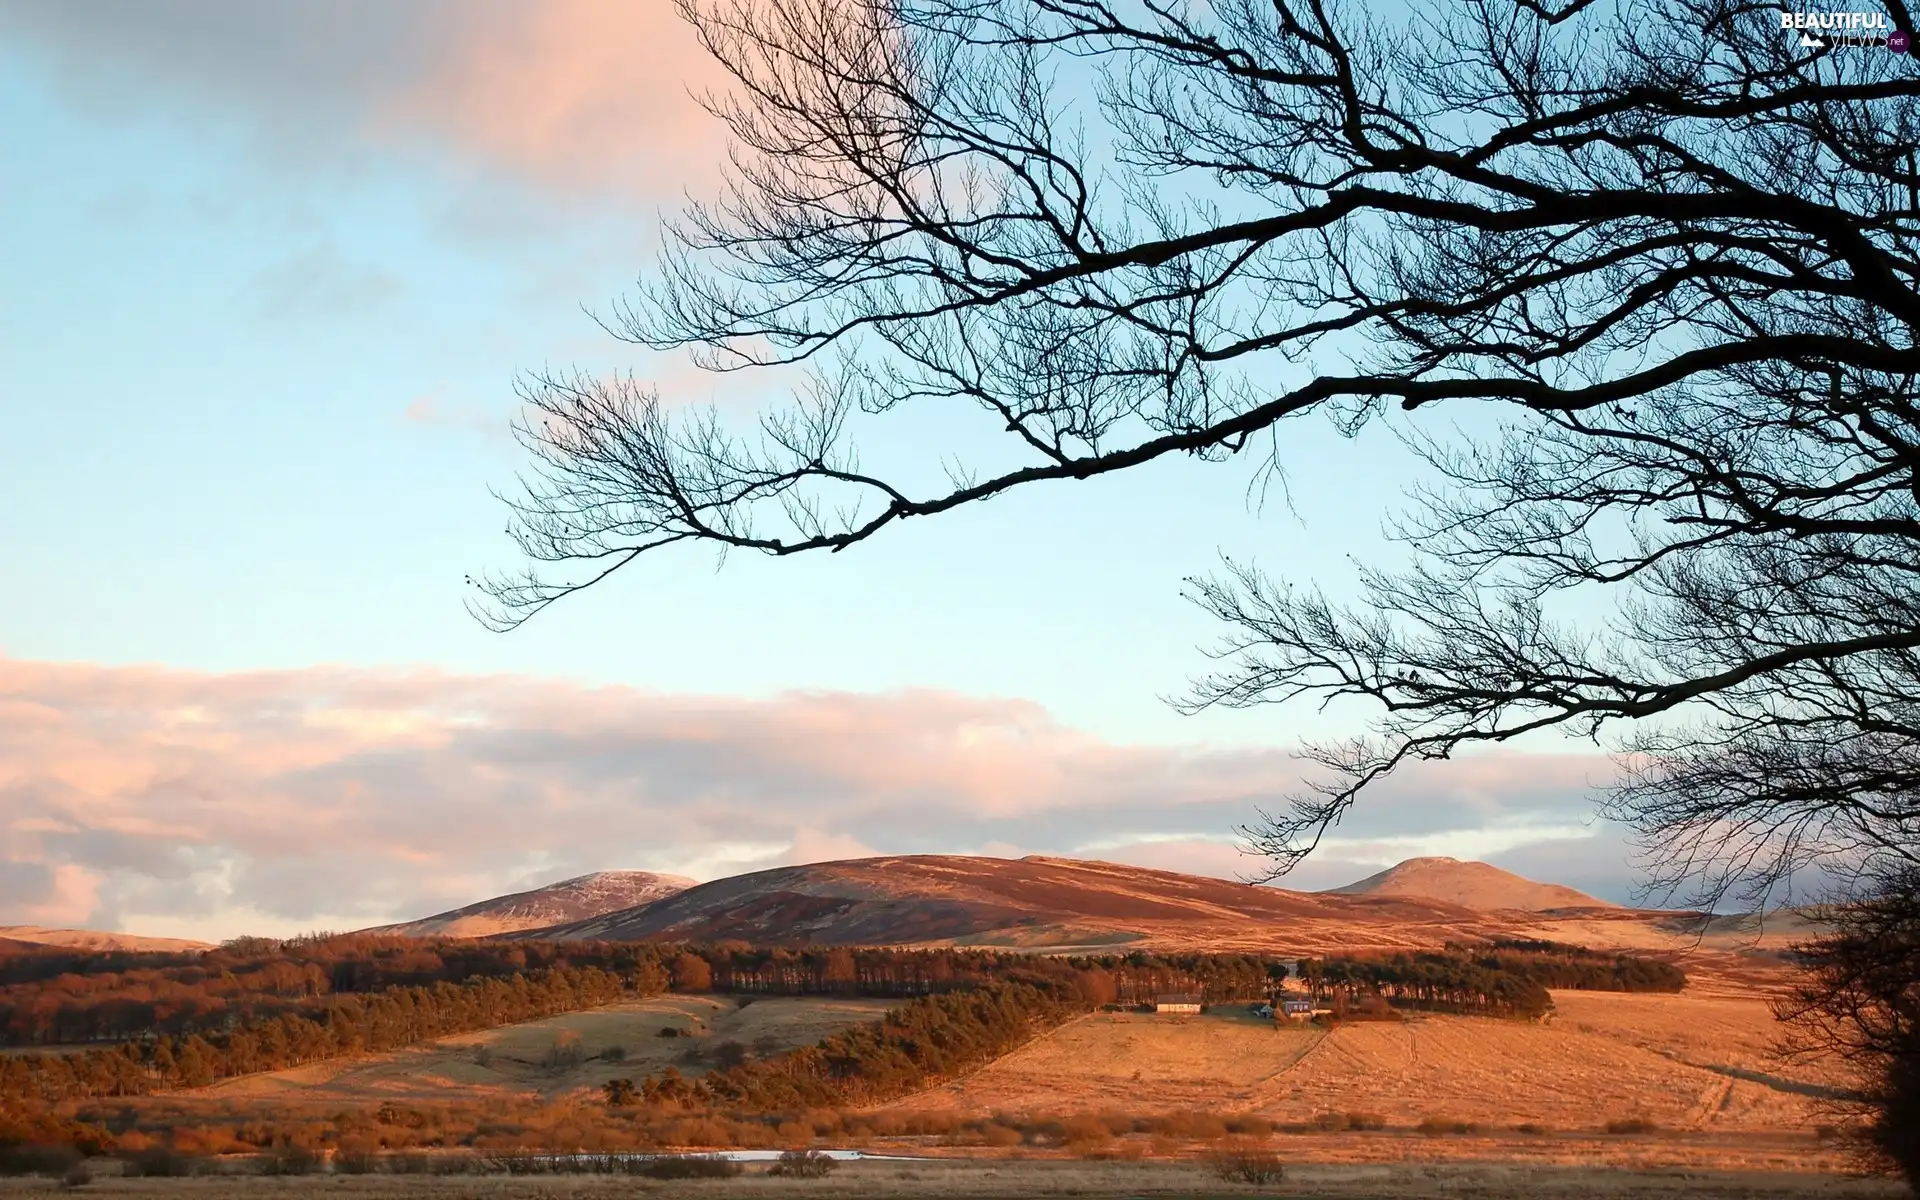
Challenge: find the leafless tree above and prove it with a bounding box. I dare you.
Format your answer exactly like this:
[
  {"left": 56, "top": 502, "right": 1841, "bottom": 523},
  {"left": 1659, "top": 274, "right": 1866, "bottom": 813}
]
[
  {"left": 1777, "top": 862, "right": 1920, "bottom": 1178},
  {"left": 475, "top": 0, "right": 1920, "bottom": 912}
]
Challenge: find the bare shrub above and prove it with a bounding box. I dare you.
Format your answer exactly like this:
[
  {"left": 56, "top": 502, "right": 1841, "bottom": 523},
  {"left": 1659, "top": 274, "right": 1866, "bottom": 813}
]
[
  {"left": 641, "top": 1154, "right": 742, "bottom": 1180},
  {"left": 1153, "top": 1110, "right": 1229, "bottom": 1140},
  {"left": 1207, "top": 1144, "right": 1286, "bottom": 1184},
  {"left": 543, "top": 1030, "right": 586, "bottom": 1072},
  {"left": 1605, "top": 1117, "right": 1660, "bottom": 1135},
  {"left": 603, "top": 1078, "right": 638, "bottom": 1107},
  {"left": 121, "top": 1146, "right": 203, "bottom": 1178},
  {"left": 259, "top": 1142, "right": 321, "bottom": 1176},
  {"left": 1415, "top": 1117, "right": 1481, "bottom": 1136},
  {"left": 899, "top": 1112, "right": 958, "bottom": 1137},
  {"left": 333, "top": 1142, "right": 379, "bottom": 1174},
  {"left": 1021, "top": 1117, "right": 1066, "bottom": 1147},
  {"left": 767, "top": 1148, "right": 836, "bottom": 1178},
  {"left": 600, "top": 1044, "right": 627, "bottom": 1063},
  {"left": 1060, "top": 1113, "right": 1111, "bottom": 1153},
  {"left": 0, "top": 1144, "right": 82, "bottom": 1177}
]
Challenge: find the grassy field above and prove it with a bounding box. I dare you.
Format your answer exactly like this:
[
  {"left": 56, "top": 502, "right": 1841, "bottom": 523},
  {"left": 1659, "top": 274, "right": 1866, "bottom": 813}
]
[
  {"left": 881, "top": 995, "right": 1840, "bottom": 1139},
  {"left": 1, "top": 1158, "right": 1902, "bottom": 1198},
  {"left": 190, "top": 995, "right": 899, "bottom": 1103}
]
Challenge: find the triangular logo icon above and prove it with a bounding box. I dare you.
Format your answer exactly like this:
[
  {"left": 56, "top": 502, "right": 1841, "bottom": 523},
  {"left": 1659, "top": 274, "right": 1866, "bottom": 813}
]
[{"left": 1800, "top": 31, "right": 1825, "bottom": 46}]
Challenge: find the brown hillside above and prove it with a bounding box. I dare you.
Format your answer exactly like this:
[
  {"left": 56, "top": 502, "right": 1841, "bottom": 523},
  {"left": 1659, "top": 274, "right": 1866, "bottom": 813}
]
[
  {"left": 0, "top": 926, "right": 212, "bottom": 953},
  {"left": 1329, "top": 856, "right": 1615, "bottom": 912},
  {"left": 522, "top": 854, "right": 1511, "bottom": 953},
  {"left": 519, "top": 855, "right": 1785, "bottom": 982},
  {"left": 366, "top": 870, "right": 697, "bottom": 938}
]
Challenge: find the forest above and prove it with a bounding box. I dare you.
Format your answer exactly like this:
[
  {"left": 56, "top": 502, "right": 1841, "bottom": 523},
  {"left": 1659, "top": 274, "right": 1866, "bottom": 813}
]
[
  {"left": 1464, "top": 940, "right": 1689, "bottom": 993},
  {"left": 0, "top": 936, "right": 1684, "bottom": 1112},
  {"left": 0, "top": 937, "right": 1286, "bottom": 1047},
  {"left": 1294, "top": 943, "right": 1686, "bottom": 1020}
]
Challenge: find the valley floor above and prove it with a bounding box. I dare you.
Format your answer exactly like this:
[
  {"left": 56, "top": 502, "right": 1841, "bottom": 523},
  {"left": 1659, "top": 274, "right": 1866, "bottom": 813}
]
[{"left": 99, "top": 986, "right": 1869, "bottom": 1182}]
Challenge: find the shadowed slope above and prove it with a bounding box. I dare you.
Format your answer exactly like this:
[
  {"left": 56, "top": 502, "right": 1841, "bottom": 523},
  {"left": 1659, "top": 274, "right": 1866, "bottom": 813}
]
[{"left": 369, "top": 870, "right": 696, "bottom": 938}]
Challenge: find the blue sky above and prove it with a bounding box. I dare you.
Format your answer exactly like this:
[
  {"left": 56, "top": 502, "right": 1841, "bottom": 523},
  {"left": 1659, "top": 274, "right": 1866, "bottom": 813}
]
[{"left": 0, "top": 2, "right": 1637, "bottom": 938}]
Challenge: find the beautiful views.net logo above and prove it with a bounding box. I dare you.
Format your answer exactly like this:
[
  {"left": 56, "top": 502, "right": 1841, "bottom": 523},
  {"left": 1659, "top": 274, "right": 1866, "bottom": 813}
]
[{"left": 1779, "top": 9, "right": 1910, "bottom": 51}]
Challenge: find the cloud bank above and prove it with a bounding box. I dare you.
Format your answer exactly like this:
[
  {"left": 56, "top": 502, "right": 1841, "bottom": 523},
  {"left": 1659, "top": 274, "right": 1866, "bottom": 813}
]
[
  {"left": 0, "top": 658, "right": 1629, "bottom": 940},
  {"left": 0, "top": 0, "right": 727, "bottom": 198}
]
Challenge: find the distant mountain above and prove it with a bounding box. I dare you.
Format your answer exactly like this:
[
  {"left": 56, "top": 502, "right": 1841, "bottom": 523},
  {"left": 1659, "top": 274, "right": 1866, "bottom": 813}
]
[
  {"left": 1328, "top": 857, "right": 1614, "bottom": 912},
  {"left": 0, "top": 926, "right": 212, "bottom": 953},
  {"left": 370, "top": 871, "right": 697, "bottom": 938},
  {"left": 520, "top": 854, "right": 1491, "bottom": 952}
]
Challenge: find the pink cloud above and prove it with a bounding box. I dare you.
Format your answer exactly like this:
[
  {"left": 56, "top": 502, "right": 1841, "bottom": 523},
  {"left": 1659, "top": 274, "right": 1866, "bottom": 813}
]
[
  {"left": 0, "top": 657, "right": 1623, "bottom": 939},
  {"left": 383, "top": 0, "right": 728, "bottom": 195},
  {"left": 3, "top": 0, "right": 731, "bottom": 198}
]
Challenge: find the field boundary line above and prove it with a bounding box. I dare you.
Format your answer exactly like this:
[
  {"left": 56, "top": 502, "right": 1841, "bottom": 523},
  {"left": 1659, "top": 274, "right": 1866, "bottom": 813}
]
[{"left": 1234, "top": 1026, "right": 1338, "bottom": 1112}]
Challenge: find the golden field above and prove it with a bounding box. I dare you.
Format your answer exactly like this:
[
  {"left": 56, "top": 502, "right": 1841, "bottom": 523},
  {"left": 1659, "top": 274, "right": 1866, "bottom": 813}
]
[{"left": 880, "top": 992, "right": 1847, "bottom": 1149}]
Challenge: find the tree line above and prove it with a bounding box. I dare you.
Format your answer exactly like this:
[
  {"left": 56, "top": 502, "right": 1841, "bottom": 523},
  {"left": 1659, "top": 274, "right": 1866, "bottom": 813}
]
[
  {"left": 622, "top": 980, "right": 1086, "bottom": 1113},
  {"left": 0, "top": 939, "right": 1284, "bottom": 1047},
  {"left": 1463, "top": 940, "right": 1688, "bottom": 993},
  {"left": 1297, "top": 953, "right": 1553, "bottom": 1019},
  {"left": 0, "top": 964, "right": 638, "bottom": 1104},
  {"left": 1295, "top": 943, "right": 1685, "bottom": 1020}
]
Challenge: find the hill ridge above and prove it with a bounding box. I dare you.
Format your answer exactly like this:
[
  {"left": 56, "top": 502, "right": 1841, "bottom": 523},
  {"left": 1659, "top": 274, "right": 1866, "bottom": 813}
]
[
  {"left": 516, "top": 853, "right": 1499, "bottom": 952},
  {"left": 370, "top": 870, "right": 696, "bottom": 938},
  {"left": 1328, "top": 856, "right": 1614, "bottom": 912}
]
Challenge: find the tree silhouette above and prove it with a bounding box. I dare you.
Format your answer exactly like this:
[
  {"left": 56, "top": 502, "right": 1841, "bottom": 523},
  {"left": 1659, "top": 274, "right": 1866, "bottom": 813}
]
[
  {"left": 1776, "top": 863, "right": 1920, "bottom": 1178},
  {"left": 603, "top": 1077, "right": 638, "bottom": 1107},
  {"left": 475, "top": 0, "right": 1918, "bottom": 903},
  {"left": 473, "top": 4, "right": 1920, "bottom": 1162}
]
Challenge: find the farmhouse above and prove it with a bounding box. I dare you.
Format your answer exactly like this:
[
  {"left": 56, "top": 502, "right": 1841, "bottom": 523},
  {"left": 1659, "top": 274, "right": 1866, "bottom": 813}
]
[
  {"left": 1280, "top": 998, "right": 1315, "bottom": 1020},
  {"left": 1153, "top": 993, "right": 1202, "bottom": 1015}
]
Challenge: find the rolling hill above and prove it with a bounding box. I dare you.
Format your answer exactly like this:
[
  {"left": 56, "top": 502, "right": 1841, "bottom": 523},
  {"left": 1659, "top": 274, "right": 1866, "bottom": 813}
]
[
  {"left": 369, "top": 870, "right": 696, "bottom": 938},
  {"left": 1328, "top": 856, "right": 1615, "bottom": 911},
  {"left": 0, "top": 925, "right": 212, "bottom": 953},
  {"left": 519, "top": 854, "right": 1504, "bottom": 952}
]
